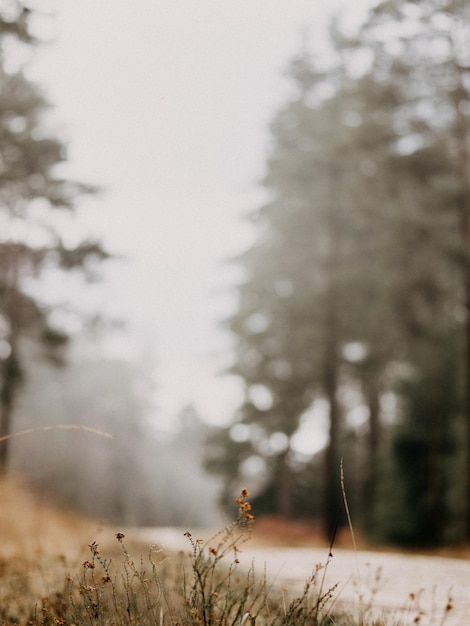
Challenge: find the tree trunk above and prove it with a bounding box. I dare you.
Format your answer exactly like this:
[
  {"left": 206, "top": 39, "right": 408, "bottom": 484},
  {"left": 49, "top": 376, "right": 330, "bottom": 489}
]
[
  {"left": 0, "top": 264, "right": 22, "bottom": 475},
  {"left": 427, "top": 379, "right": 444, "bottom": 544},
  {"left": 363, "top": 374, "right": 380, "bottom": 528},
  {"left": 277, "top": 451, "right": 294, "bottom": 518},
  {"left": 323, "top": 356, "right": 341, "bottom": 539},
  {"left": 461, "top": 203, "right": 470, "bottom": 540},
  {"left": 0, "top": 398, "right": 12, "bottom": 473},
  {"left": 322, "top": 162, "right": 343, "bottom": 540},
  {"left": 0, "top": 348, "right": 19, "bottom": 474},
  {"left": 452, "top": 64, "right": 470, "bottom": 538}
]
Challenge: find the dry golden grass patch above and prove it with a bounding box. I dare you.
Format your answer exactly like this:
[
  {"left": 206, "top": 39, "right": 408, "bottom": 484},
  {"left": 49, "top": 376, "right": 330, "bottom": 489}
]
[
  {"left": 251, "top": 515, "right": 370, "bottom": 550},
  {"left": 0, "top": 475, "right": 99, "bottom": 563}
]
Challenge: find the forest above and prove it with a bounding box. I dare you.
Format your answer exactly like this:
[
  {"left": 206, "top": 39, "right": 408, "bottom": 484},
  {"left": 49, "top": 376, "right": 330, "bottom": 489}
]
[
  {"left": 204, "top": 0, "right": 470, "bottom": 548},
  {"left": 1, "top": 0, "right": 470, "bottom": 550},
  {"left": 0, "top": 1, "right": 221, "bottom": 529}
]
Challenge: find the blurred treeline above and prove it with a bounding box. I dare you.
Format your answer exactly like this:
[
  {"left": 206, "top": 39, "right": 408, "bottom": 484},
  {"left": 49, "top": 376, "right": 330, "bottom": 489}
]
[
  {"left": 0, "top": 2, "right": 221, "bottom": 527},
  {"left": 11, "top": 335, "right": 222, "bottom": 527},
  {"left": 2, "top": 0, "right": 470, "bottom": 546},
  {"left": 205, "top": 0, "right": 470, "bottom": 548}
]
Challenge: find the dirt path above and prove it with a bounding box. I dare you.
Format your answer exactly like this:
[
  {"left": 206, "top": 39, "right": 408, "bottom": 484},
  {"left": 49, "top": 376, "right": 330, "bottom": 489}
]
[
  {"left": 136, "top": 527, "right": 470, "bottom": 625},
  {"left": 244, "top": 545, "right": 469, "bottom": 625}
]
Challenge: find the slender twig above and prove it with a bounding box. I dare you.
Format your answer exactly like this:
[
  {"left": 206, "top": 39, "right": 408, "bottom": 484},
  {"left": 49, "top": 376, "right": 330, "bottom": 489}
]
[
  {"left": 0, "top": 424, "right": 112, "bottom": 443},
  {"left": 340, "top": 459, "right": 360, "bottom": 586}
]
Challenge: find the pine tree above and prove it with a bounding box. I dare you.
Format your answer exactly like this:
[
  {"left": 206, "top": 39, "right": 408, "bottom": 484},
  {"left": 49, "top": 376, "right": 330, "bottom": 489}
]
[
  {"left": 208, "top": 1, "right": 468, "bottom": 544},
  {"left": 0, "top": 2, "right": 109, "bottom": 471},
  {"left": 347, "top": 0, "right": 468, "bottom": 542},
  {"left": 212, "top": 48, "right": 388, "bottom": 534}
]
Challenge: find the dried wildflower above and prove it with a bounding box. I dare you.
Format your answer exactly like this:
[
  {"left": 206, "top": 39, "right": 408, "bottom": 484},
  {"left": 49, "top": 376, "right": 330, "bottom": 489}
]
[
  {"left": 209, "top": 547, "right": 217, "bottom": 555},
  {"left": 241, "top": 488, "right": 249, "bottom": 497},
  {"left": 102, "top": 575, "right": 111, "bottom": 583},
  {"left": 82, "top": 560, "right": 95, "bottom": 569},
  {"left": 115, "top": 532, "right": 125, "bottom": 541},
  {"left": 245, "top": 513, "right": 255, "bottom": 521},
  {"left": 88, "top": 541, "right": 101, "bottom": 557},
  {"left": 184, "top": 531, "right": 192, "bottom": 537}
]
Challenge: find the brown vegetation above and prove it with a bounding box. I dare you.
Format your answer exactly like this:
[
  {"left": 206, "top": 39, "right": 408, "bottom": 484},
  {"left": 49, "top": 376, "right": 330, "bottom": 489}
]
[{"left": 0, "top": 475, "right": 99, "bottom": 563}]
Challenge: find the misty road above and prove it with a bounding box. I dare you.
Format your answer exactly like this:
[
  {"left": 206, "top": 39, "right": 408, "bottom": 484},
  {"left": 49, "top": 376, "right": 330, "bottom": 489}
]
[
  {"left": 243, "top": 546, "right": 469, "bottom": 626},
  {"left": 137, "top": 527, "right": 470, "bottom": 626}
]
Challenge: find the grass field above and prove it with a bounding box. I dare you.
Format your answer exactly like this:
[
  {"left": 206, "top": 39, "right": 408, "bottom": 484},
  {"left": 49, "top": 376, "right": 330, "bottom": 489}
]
[{"left": 0, "top": 477, "right": 457, "bottom": 625}]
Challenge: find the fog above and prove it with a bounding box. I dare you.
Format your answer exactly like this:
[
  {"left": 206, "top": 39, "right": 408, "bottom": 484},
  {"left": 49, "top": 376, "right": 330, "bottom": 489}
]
[{"left": 1, "top": 1, "right": 369, "bottom": 522}]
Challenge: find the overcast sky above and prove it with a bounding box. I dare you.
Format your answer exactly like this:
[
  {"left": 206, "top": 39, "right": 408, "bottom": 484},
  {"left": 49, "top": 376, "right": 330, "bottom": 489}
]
[{"left": 29, "top": 1, "right": 370, "bottom": 443}]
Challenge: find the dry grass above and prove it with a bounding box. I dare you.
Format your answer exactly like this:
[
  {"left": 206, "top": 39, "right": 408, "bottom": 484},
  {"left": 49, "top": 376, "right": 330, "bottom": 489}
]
[
  {"left": 0, "top": 476, "right": 457, "bottom": 625},
  {"left": 0, "top": 479, "right": 347, "bottom": 624},
  {"left": 0, "top": 475, "right": 99, "bottom": 561},
  {"left": 251, "top": 515, "right": 470, "bottom": 561},
  {"left": 251, "top": 516, "right": 370, "bottom": 550}
]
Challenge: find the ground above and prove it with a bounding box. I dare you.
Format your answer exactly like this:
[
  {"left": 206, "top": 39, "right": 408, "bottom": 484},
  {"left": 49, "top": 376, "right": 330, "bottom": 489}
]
[{"left": 1, "top": 478, "right": 470, "bottom": 625}]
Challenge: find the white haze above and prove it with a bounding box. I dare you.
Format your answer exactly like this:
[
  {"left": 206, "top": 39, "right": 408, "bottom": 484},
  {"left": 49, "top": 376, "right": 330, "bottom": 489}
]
[{"left": 28, "top": 0, "right": 371, "bottom": 444}]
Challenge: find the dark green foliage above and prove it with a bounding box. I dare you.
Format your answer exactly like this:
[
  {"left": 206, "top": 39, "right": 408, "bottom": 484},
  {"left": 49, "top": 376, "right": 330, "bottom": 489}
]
[
  {"left": 378, "top": 335, "right": 462, "bottom": 547},
  {"left": 206, "top": 0, "right": 470, "bottom": 547}
]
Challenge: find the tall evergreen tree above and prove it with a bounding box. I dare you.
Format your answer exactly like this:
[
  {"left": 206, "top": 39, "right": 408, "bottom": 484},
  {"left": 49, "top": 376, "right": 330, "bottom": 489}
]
[
  {"left": 350, "top": 0, "right": 469, "bottom": 542},
  {"left": 207, "top": 1, "right": 468, "bottom": 545},
  {"left": 0, "top": 2, "right": 109, "bottom": 471},
  {"left": 210, "top": 49, "right": 391, "bottom": 535}
]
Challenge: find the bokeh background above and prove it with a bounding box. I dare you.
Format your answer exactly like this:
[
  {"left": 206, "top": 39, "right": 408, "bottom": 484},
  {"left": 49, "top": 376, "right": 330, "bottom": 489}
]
[{"left": 1, "top": 0, "right": 469, "bottom": 549}]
